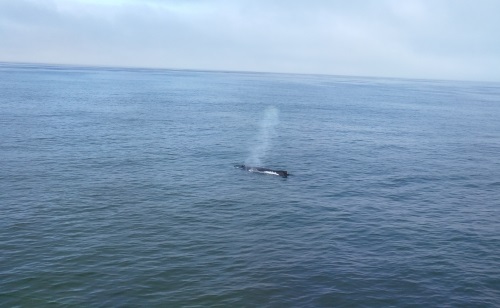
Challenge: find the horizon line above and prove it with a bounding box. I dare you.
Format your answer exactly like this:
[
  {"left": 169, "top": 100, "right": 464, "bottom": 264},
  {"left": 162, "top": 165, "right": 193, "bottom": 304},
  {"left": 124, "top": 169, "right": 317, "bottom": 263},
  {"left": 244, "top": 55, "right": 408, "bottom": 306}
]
[{"left": 0, "top": 60, "right": 496, "bottom": 85}]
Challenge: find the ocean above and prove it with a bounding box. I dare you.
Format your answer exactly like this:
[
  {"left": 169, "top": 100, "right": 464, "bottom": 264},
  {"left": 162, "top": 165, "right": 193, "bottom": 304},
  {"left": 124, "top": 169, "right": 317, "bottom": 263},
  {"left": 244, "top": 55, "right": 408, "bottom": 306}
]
[{"left": 1, "top": 62, "right": 499, "bottom": 306}]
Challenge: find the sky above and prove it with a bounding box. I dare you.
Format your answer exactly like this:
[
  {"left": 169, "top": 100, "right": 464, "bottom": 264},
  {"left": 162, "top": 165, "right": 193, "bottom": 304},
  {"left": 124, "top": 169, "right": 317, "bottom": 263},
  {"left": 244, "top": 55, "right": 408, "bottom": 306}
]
[{"left": 1, "top": 0, "right": 499, "bottom": 81}]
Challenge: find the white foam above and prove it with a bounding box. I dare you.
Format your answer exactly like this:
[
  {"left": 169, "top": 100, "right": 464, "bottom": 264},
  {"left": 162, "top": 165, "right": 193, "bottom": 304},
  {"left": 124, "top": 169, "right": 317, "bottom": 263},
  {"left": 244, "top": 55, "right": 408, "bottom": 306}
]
[{"left": 262, "top": 171, "right": 279, "bottom": 175}]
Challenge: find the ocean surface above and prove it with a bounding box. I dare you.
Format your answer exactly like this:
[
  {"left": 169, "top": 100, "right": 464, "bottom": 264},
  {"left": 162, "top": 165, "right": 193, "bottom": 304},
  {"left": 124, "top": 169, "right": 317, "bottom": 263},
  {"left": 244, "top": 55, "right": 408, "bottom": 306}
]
[{"left": 1, "top": 62, "right": 499, "bottom": 307}]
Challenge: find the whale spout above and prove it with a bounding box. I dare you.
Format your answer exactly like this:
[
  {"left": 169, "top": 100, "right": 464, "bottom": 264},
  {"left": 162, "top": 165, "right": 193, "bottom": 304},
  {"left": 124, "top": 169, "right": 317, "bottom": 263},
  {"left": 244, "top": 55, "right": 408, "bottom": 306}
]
[{"left": 235, "top": 164, "right": 288, "bottom": 177}]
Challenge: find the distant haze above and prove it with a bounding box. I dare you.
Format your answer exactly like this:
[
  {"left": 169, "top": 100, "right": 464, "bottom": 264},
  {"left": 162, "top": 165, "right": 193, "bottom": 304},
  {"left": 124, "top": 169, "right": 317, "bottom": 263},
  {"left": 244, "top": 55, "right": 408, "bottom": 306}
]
[{"left": 1, "top": 0, "right": 499, "bottom": 81}]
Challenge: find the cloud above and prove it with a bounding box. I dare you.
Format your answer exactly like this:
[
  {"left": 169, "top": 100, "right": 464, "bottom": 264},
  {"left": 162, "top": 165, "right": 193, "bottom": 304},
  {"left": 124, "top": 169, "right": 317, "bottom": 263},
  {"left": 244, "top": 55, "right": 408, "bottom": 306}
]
[{"left": 0, "top": 0, "right": 499, "bottom": 81}]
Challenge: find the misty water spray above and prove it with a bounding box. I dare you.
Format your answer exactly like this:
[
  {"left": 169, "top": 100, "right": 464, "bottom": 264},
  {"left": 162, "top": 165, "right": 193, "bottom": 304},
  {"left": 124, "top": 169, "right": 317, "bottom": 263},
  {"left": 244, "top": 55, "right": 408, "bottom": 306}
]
[{"left": 245, "top": 106, "right": 280, "bottom": 166}]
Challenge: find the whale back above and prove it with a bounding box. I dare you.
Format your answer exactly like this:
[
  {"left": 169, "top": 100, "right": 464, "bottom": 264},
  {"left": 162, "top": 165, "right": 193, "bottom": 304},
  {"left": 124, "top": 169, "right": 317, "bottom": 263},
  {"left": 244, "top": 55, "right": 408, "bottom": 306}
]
[{"left": 235, "top": 165, "right": 288, "bottom": 177}]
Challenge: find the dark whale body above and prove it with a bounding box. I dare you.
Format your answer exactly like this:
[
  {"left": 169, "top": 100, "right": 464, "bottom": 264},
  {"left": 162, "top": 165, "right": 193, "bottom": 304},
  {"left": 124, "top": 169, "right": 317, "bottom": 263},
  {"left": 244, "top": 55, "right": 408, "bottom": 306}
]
[{"left": 235, "top": 165, "right": 288, "bottom": 177}]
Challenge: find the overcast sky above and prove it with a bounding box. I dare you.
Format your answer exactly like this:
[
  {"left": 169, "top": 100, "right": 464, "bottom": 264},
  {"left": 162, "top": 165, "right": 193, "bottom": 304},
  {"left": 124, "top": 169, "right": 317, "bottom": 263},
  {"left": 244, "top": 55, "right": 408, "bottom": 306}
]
[{"left": 1, "top": 0, "right": 499, "bottom": 81}]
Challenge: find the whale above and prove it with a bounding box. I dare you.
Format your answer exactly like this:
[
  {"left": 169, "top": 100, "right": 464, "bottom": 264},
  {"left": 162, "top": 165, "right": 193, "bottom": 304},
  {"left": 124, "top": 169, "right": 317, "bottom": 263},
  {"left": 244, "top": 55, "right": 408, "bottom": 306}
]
[{"left": 235, "top": 165, "right": 288, "bottom": 177}]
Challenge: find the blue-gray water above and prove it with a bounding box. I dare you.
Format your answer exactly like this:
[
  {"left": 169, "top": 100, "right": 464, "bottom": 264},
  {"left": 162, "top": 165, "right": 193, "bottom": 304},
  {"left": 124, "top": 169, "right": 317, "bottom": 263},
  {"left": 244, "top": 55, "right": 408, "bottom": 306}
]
[{"left": 1, "top": 63, "right": 499, "bottom": 307}]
